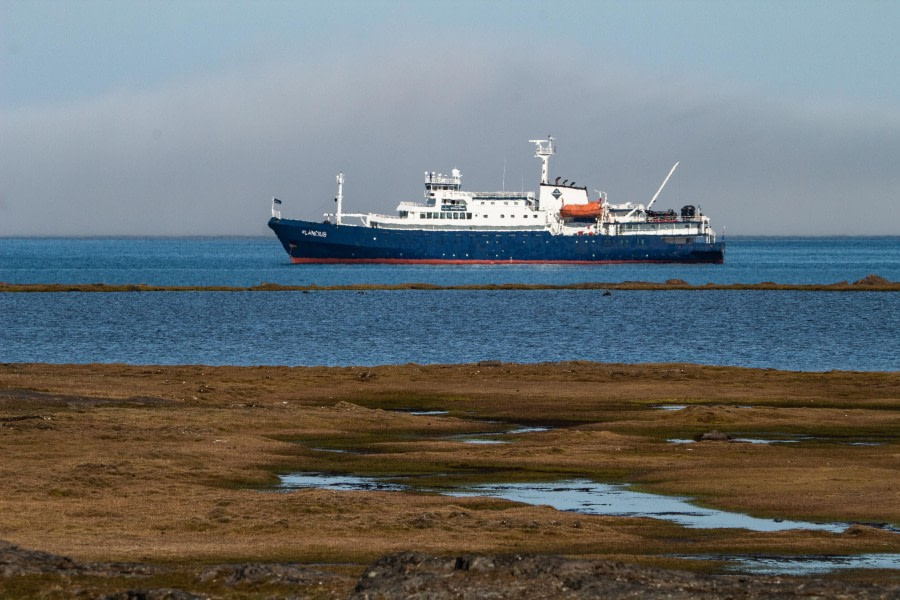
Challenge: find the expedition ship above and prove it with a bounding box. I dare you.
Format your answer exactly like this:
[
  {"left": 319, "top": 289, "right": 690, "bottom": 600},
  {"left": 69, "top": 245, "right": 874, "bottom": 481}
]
[{"left": 268, "top": 138, "right": 725, "bottom": 264}]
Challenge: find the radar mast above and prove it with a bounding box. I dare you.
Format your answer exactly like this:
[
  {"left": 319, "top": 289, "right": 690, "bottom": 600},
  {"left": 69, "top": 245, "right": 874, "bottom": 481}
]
[{"left": 529, "top": 136, "right": 555, "bottom": 184}]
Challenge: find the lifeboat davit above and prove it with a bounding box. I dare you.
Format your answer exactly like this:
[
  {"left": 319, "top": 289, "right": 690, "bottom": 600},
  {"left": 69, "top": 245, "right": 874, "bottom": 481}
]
[{"left": 559, "top": 201, "right": 603, "bottom": 219}]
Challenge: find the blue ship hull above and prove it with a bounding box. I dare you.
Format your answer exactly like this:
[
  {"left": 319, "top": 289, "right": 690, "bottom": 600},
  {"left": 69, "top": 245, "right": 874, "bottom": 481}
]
[{"left": 269, "top": 218, "right": 725, "bottom": 264}]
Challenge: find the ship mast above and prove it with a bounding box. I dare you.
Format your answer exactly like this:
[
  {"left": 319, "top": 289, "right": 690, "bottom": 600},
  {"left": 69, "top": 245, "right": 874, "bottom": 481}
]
[
  {"left": 335, "top": 172, "right": 344, "bottom": 225},
  {"left": 529, "top": 137, "right": 555, "bottom": 184}
]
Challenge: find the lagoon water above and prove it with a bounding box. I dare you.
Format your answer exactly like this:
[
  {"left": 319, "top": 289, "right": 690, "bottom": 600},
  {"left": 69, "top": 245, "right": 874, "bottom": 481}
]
[{"left": 1, "top": 236, "right": 898, "bottom": 369}]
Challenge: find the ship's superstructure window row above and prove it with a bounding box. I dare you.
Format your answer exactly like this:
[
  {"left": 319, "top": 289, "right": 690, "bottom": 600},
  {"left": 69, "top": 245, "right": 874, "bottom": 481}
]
[{"left": 419, "top": 212, "right": 473, "bottom": 220}]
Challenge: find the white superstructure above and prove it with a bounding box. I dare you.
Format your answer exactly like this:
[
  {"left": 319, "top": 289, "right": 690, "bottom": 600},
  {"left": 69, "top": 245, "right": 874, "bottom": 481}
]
[{"left": 326, "top": 138, "right": 716, "bottom": 244}]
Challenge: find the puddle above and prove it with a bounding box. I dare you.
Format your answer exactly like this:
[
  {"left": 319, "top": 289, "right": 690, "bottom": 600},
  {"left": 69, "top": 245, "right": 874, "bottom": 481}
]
[
  {"left": 448, "top": 480, "right": 847, "bottom": 533},
  {"left": 670, "top": 436, "right": 887, "bottom": 446},
  {"left": 278, "top": 474, "right": 848, "bottom": 533},
  {"left": 408, "top": 410, "right": 449, "bottom": 416},
  {"left": 506, "top": 426, "right": 551, "bottom": 434},
  {"left": 680, "top": 553, "right": 900, "bottom": 576},
  {"left": 280, "top": 473, "right": 406, "bottom": 492},
  {"left": 656, "top": 405, "right": 687, "bottom": 411},
  {"left": 449, "top": 425, "right": 552, "bottom": 445}
]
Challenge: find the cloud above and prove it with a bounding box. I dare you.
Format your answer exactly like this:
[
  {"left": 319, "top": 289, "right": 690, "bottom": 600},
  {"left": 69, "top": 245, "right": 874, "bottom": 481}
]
[{"left": 2, "top": 38, "right": 898, "bottom": 236}]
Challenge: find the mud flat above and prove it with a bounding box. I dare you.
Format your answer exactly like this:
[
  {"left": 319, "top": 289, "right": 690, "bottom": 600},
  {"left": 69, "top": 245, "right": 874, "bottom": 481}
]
[{"left": 1, "top": 361, "right": 898, "bottom": 597}]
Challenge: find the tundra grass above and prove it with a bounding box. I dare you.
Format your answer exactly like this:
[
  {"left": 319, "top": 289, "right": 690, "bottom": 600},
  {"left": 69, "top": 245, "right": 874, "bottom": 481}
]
[{"left": 1, "top": 361, "right": 898, "bottom": 592}]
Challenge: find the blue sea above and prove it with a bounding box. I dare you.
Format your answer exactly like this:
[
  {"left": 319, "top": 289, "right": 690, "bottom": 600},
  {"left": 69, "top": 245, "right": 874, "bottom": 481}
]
[
  {"left": 1, "top": 236, "right": 899, "bottom": 287},
  {"left": 1, "top": 236, "right": 898, "bottom": 370}
]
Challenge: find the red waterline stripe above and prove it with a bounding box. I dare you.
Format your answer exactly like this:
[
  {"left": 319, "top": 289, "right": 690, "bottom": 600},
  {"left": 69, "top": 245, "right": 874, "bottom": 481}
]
[{"left": 289, "top": 257, "right": 722, "bottom": 265}]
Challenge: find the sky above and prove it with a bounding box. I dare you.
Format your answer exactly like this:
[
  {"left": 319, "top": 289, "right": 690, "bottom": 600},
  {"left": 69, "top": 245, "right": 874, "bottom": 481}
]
[{"left": 1, "top": 0, "right": 899, "bottom": 236}]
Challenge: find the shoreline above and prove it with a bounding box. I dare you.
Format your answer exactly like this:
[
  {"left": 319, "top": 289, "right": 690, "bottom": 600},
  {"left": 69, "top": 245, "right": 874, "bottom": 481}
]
[{"left": 0, "top": 274, "right": 898, "bottom": 293}]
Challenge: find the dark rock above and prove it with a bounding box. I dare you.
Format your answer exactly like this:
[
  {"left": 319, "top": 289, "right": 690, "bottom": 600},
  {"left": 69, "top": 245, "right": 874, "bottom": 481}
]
[
  {"left": 0, "top": 540, "right": 81, "bottom": 576},
  {"left": 197, "top": 563, "right": 340, "bottom": 587},
  {"left": 0, "top": 540, "right": 157, "bottom": 578},
  {"left": 349, "top": 552, "right": 900, "bottom": 599}
]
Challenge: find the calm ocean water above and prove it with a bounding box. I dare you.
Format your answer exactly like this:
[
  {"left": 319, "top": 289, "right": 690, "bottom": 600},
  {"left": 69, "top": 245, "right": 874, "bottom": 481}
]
[
  {"left": 1, "top": 236, "right": 898, "bottom": 370},
  {"left": 1, "top": 289, "right": 897, "bottom": 370},
  {"left": 1, "top": 236, "right": 899, "bottom": 287}
]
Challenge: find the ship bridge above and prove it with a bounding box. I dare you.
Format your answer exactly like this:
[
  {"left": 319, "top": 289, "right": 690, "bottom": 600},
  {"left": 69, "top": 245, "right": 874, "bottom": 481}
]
[{"left": 424, "top": 169, "right": 462, "bottom": 195}]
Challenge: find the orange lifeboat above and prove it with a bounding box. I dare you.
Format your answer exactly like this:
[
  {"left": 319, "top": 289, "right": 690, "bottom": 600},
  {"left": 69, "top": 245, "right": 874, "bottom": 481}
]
[{"left": 559, "top": 201, "right": 603, "bottom": 219}]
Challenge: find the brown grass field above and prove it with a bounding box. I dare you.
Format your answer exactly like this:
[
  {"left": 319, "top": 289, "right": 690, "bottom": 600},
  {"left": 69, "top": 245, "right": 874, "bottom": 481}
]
[{"left": 1, "top": 361, "right": 898, "bottom": 597}]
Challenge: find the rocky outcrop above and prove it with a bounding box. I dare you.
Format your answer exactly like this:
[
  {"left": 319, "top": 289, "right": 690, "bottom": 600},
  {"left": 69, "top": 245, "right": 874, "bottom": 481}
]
[
  {"left": 350, "top": 552, "right": 900, "bottom": 600},
  {"left": 4, "top": 542, "right": 899, "bottom": 599}
]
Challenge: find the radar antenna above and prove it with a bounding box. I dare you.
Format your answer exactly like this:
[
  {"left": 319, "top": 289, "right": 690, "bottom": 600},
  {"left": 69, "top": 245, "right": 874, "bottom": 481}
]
[{"left": 529, "top": 136, "right": 555, "bottom": 185}]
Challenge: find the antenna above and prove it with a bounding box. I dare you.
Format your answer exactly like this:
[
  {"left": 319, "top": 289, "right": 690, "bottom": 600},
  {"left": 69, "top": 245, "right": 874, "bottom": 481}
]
[
  {"left": 647, "top": 162, "right": 679, "bottom": 210},
  {"left": 529, "top": 136, "right": 555, "bottom": 184}
]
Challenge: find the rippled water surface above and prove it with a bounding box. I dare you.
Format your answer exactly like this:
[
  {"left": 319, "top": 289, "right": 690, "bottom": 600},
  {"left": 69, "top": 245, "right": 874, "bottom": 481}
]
[
  {"left": 2, "top": 236, "right": 898, "bottom": 286},
  {"left": 1, "top": 289, "right": 897, "bottom": 370},
  {"left": 2, "top": 236, "right": 898, "bottom": 369}
]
